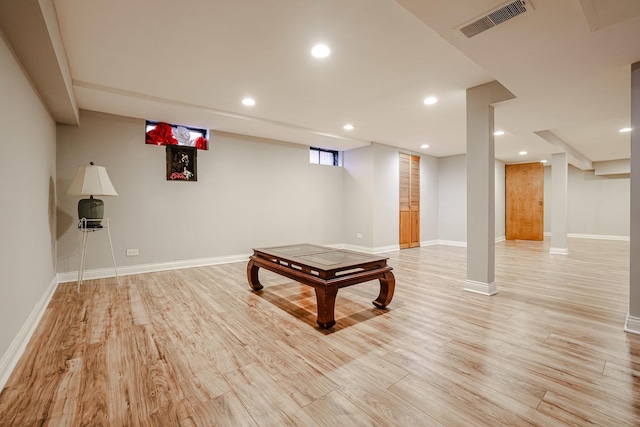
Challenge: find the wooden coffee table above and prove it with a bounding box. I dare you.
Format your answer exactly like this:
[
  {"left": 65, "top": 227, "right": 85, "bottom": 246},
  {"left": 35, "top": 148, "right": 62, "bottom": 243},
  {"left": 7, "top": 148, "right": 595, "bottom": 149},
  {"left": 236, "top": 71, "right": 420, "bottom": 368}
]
[{"left": 247, "top": 244, "right": 395, "bottom": 328}]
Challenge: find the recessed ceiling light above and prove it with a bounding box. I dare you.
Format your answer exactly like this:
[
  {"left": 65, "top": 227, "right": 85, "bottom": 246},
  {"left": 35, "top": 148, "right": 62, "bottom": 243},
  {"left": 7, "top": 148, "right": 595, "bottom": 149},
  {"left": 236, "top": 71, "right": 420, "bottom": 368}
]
[
  {"left": 311, "top": 44, "right": 330, "bottom": 58},
  {"left": 343, "top": 124, "right": 354, "bottom": 130},
  {"left": 421, "top": 144, "right": 429, "bottom": 149},
  {"left": 540, "top": 160, "right": 548, "bottom": 163},
  {"left": 242, "top": 98, "right": 255, "bottom": 106},
  {"left": 620, "top": 127, "right": 632, "bottom": 133},
  {"left": 494, "top": 130, "right": 505, "bottom": 136},
  {"left": 519, "top": 151, "right": 527, "bottom": 155},
  {"left": 423, "top": 96, "right": 438, "bottom": 105}
]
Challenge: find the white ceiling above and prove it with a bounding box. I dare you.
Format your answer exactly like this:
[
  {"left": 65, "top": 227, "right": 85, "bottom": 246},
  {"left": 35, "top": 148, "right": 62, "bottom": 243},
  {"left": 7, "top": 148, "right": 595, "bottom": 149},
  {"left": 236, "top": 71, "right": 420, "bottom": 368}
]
[{"left": 44, "top": 0, "right": 640, "bottom": 164}]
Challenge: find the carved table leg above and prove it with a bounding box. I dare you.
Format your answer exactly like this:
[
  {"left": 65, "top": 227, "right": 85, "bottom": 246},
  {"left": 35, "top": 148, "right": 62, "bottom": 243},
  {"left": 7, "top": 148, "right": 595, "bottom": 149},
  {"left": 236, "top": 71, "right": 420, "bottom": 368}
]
[
  {"left": 315, "top": 285, "right": 338, "bottom": 329},
  {"left": 247, "top": 259, "right": 263, "bottom": 290},
  {"left": 373, "top": 271, "right": 395, "bottom": 308}
]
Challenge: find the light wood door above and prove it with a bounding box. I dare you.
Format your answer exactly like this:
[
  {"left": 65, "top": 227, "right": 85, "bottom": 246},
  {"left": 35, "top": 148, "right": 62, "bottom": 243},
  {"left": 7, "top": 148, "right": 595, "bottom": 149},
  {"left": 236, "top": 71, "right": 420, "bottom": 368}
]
[
  {"left": 506, "top": 162, "right": 544, "bottom": 241},
  {"left": 400, "top": 153, "right": 420, "bottom": 248}
]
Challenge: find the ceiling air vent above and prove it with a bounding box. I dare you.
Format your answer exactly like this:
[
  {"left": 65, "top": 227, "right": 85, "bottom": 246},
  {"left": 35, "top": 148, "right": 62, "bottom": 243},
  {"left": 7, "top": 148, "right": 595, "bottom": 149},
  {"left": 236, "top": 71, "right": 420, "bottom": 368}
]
[{"left": 459, "top": 0, "right": 531, "bottom": 38}]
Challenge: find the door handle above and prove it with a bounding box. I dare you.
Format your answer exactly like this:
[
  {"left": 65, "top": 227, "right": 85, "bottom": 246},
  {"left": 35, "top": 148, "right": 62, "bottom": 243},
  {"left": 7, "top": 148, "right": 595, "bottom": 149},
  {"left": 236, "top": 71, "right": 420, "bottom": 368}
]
[{"left": 539, "top": 200, "right": 543, "bottom": 205}]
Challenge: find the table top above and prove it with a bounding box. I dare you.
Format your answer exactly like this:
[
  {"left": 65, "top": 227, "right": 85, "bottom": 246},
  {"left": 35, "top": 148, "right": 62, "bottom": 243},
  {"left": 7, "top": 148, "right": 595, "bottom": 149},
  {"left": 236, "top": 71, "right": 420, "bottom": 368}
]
[{"left": 252, "top": 243, "right": 389, "bottom": 272}]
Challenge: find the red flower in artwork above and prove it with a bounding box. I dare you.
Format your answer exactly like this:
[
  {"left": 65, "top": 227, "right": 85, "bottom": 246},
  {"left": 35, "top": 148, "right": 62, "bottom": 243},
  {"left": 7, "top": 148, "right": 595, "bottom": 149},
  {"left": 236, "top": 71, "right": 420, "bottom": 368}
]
[
  {"left": 146, "top": 122, "right": 178, "bottom": 146},
  {"left": 195, "top": 136, "right": 208, "bottom": 150},
  {"left": 169, "top": 172, "right": 187, "bottom": 180}
]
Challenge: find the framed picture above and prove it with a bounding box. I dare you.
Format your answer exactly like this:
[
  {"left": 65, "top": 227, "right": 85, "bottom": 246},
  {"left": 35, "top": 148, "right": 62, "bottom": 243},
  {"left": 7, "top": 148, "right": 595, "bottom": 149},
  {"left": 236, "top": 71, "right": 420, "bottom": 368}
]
[
  {"left": 146, "top": 120, "right": 209, "bottom": 150},
  {"left": 166, "top": 145, "right": 197, "bottom": 181}
]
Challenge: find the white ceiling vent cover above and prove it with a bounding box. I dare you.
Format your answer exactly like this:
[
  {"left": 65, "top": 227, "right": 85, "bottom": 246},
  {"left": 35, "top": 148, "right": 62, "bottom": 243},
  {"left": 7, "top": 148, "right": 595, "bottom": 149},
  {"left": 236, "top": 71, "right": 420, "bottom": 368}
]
[{"left": 458, "top": 0, "right": 531, "bottom": 38}]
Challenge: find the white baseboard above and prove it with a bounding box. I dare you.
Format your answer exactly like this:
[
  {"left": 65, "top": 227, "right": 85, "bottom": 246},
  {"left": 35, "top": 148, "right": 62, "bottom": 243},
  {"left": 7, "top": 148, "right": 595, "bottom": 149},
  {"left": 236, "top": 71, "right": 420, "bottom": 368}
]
[
  {"left": 0, "top": 275, "right": 59, "bottom": 391},
  {"left": 57, "top": 253, "right": 251, "bottom": 283},
  {"left": 433, "top": 238, "right": 504, "bottom": 247},
  {"left": 568, "top": 233, "right": 629, "bottom": 241},
  {"left": 340, "top": 244, "right": 373, "bottom": 253},
  {"left": 374, "top": 244, "right": 401, "bottom": 253},
  {"left": 464, "top": 279, "right": 498, "bottom": 296},
  {"left": 341, "top": 243, "right": 400, "bottom": 254},
  {"left": 59, "top": 233, "right": 623, "bottom": 285},
  {"left": 438, "top": 240, "right": 467, "bottom": 247},
  {"left": 60, "top": 232, "right": 623, "bottom": 285},
  {"left": 531, "top": 232, "right": 627, "bottom": 242},
  {"left": 625, "top": 314, "right": 640, "bottom": 335},
  {"left": 56, "top": 242, "right": 404, "bottom": 284}
]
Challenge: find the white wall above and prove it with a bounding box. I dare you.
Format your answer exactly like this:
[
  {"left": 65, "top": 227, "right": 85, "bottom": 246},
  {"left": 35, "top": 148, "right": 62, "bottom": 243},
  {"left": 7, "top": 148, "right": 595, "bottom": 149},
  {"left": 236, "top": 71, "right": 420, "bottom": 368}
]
[
  {"left": 438, "top": 154, "right": 506, "bottom": 244},
  {"left": 568, "top": 166, "right": 629, "bottom": 237},
  {"left": 438, "top": 154, "right": 467, "bottom": 243},
  {"left": 544, "top": 165, "right": 552, "bottom": 233},
  {"left": 421, "top": 154, "right": 439, "bottom": 243},
  {"left": 343, "top": 145, "right": 374, "bottom": 248},
  {"left": 544, "top": 164, "right": 630, "bottom": 237},
  {"left": 372, "top": 143, "right": 400, "bottom": 250},
  {"left": 0, "top": 33, "right": 57, "bottom": 368},
  {"left": 56, "top": 110, "right": 345, "bottom": 273},
  {"left": 495, "top": 160, "right": 506, "bottom": 239},
  {"left": 343, "top": 144, "right": 439, "bottom": 251},
  {"left": 57, "top": 111, "right": 444, "bottom": 273}
]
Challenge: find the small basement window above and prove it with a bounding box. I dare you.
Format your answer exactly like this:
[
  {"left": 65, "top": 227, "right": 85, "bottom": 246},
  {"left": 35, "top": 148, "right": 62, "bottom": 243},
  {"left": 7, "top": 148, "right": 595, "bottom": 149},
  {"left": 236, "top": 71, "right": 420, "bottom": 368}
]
[{"left": 310, "top": 147, "right": 340, "bottom": 166}]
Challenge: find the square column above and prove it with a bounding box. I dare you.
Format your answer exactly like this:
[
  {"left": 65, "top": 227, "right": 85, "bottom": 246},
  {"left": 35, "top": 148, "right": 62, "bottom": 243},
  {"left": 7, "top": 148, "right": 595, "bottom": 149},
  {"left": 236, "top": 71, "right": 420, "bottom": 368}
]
[
  {"left": 465, "top": 81, "right": 515, "bottom": 295},
  {"left": 550, "top": 153, "right": 569, "bottom": 254},
  {"left": 626, "top": 62, "right": 640, "bottom": 333}
]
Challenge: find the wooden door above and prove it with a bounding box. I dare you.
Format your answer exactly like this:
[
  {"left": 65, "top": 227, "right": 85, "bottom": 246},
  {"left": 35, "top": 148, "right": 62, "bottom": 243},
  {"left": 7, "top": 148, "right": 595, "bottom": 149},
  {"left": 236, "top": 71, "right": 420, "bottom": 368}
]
[
  {"left": 506, "top": 162, "right": 544, "bottom": 241},
  {"left": 400, "top": 153, "right": 420, "bottom": 248}
]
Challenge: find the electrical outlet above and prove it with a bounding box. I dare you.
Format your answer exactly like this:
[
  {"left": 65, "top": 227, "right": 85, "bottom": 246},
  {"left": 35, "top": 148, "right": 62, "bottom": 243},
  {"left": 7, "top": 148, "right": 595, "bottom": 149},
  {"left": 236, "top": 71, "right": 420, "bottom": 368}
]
[
  {"left": 126, "top": 248, "right": 139, "bottom": 257},
  {"left": 356, "top": 233, "right": 363, "bottom": 239}
]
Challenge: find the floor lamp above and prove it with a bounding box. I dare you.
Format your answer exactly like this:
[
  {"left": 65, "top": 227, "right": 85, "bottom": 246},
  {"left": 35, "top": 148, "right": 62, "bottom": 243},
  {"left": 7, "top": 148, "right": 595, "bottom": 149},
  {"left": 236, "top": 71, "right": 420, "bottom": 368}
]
[{"left": 66, "top": 162, "right": 119, "bottom": 289}]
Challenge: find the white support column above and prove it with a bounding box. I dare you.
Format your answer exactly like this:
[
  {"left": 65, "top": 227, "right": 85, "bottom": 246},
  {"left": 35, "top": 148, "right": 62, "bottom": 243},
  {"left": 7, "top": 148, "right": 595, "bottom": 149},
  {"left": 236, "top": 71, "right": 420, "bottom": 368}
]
[
  {"left": 550, "top": 152, "right": 569, "bottom": 255},
  {"left": 626, "top": 62, "right": 640, "bottom": 334},
  {"left": 465, "top": 81, "right": 515, "bottom": 296}
]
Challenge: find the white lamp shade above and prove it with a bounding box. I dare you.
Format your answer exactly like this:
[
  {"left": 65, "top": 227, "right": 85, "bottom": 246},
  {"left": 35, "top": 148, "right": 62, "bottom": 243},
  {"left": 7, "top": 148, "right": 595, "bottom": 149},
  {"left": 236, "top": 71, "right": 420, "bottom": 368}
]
[{"left": 66, "top": 165, "right": 118, "bottom": 196}]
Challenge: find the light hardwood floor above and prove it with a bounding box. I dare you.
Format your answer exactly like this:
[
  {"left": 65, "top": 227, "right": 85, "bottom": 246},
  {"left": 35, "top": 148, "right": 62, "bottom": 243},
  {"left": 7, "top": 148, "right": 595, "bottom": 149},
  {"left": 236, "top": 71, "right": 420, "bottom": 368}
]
[{"left": 1, "top": 238, "right": 639, "bottom": 426}]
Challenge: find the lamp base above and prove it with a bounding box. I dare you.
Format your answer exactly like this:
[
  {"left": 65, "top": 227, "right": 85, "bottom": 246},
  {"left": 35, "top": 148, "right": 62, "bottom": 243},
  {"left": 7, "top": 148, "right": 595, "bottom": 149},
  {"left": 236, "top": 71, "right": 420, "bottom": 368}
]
[{"left": 78, "top": 196, "right": 104, "bottom": 228}]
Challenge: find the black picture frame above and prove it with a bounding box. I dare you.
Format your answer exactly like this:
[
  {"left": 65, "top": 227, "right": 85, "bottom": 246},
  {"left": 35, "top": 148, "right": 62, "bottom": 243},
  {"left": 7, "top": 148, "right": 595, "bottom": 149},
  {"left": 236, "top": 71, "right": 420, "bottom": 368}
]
[{"left": 166, "top": 145, "right": 197, "bottom": 181}]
